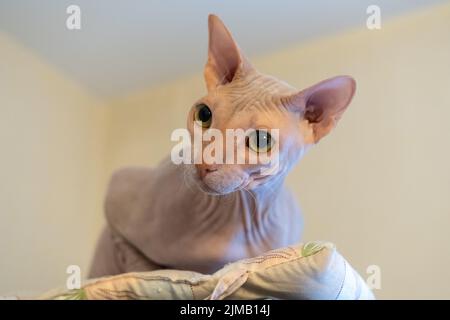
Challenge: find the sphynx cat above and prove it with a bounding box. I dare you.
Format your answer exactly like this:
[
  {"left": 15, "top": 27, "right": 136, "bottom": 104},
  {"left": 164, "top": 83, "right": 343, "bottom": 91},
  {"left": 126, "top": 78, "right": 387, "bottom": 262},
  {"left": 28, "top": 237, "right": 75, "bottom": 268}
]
[{"left": 89, "top": 15, "right": 356, "bottom": 277}]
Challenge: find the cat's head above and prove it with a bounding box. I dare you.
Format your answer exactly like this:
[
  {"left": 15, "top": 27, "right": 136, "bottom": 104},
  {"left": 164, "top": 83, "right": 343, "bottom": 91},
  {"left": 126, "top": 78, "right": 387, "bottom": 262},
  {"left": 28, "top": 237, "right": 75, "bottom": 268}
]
[{"left": 186, "top": 15, "right": 356, "bottom": 195}]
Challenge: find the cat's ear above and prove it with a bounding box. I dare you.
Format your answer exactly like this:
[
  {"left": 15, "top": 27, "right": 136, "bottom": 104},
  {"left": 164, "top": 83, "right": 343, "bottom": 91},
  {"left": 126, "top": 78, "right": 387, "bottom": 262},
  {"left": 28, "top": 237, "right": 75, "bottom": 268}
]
[
  {"left": 284, "top": 76, "right": 356, "bottom": 143},
  {"left": 204, "top": 14, "right": 253, "bottom": 91}
]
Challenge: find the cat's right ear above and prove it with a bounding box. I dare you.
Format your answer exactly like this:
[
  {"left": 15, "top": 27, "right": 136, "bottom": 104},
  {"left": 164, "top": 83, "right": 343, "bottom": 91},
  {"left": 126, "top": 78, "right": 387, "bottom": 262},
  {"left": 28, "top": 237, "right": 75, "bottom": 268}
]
[{"left": 204, "top": 14, "right": 253, "bottom": 91}]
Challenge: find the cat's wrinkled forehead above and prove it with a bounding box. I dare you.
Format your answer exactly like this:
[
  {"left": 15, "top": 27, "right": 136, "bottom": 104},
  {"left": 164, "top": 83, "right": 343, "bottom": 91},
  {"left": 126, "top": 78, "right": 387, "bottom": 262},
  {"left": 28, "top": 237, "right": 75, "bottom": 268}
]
[{"left": 213, "top": 72, "right": 297, "bottom": 114}]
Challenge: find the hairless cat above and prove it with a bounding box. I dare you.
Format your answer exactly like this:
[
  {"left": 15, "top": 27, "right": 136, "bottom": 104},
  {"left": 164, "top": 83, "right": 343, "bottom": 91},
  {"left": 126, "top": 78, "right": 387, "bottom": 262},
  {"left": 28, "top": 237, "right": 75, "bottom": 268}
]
[{"left": 89, "top": 15, "right": 356, "bottom": 278}]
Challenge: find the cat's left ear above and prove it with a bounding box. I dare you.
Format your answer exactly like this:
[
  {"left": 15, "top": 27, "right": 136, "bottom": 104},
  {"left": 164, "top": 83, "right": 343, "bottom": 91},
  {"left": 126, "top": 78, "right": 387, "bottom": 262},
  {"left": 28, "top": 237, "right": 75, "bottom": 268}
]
[
  {"left": 204, "top": 14, "right": 253, "bottom": 91},
  {"left": 284, "top": 76, "right": 356, "bottom": 143}
]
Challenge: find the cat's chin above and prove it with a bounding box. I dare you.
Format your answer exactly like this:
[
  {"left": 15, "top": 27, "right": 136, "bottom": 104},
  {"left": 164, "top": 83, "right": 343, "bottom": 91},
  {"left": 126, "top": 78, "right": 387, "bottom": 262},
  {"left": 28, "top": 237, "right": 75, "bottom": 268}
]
[
  {"left": 196, "top": 180, "right": 239, "bottom": 196},
  {"left": 202, "top": 172, "right": 247, "bottom": 195}
]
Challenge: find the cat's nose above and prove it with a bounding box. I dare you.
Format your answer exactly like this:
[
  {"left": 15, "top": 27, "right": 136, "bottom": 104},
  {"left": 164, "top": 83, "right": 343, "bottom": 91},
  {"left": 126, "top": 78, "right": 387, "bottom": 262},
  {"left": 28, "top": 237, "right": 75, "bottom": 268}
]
[{"left": 197, "top": 164, "right": 218, "bottom": 179}]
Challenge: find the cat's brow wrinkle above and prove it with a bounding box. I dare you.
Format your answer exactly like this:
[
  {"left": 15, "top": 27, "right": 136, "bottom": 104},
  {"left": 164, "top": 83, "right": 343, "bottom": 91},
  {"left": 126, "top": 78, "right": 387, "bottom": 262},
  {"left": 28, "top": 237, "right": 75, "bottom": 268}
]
[{"left": 224, "top": 75, "right": 294, "bottom": 116}]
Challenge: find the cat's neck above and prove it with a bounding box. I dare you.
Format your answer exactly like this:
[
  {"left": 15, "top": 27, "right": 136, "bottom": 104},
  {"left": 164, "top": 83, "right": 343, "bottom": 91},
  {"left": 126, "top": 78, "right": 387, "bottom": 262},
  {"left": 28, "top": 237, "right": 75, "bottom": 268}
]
[
  {"left": 105, "top": 159, "right": 302, "bottom": 272},
  {"left": 146, "top": 158, "right": 291, "bottom": 227}
]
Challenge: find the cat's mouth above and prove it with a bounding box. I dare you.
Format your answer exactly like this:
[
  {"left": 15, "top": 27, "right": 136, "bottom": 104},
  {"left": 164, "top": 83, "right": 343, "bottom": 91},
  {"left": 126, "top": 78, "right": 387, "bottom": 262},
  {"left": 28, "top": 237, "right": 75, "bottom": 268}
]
[
  {"left": 184, "top": 164, "right": 273, "bottom": 195},
  {"left": 198, "top": 170, "right": 276, "bottom": 195},
  {"left": 191, "top": 167, "right": 248, "bottom": 195}
]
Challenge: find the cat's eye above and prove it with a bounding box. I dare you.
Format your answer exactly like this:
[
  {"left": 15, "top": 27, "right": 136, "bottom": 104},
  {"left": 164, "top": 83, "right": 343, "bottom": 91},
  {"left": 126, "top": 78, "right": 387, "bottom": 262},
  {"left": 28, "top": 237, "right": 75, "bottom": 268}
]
[
  {"left": 246, "top": 130, "right": 274, "bottom": 153},
  {"left": 194, "top": 104, "right": 212, "bottom": 128}
]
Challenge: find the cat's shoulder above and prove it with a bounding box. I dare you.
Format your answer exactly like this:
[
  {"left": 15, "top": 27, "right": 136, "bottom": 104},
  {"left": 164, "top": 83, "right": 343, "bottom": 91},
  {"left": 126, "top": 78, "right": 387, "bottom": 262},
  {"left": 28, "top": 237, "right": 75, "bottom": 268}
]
[
  {"left": 104, "top": 157, "right": 176, "bottom": 218},
  {"left": 108, "top": 166, "right": 154, "bottom": 195},
  {"left": 104, "top": 166, "right": 156, "bottom": 219}
]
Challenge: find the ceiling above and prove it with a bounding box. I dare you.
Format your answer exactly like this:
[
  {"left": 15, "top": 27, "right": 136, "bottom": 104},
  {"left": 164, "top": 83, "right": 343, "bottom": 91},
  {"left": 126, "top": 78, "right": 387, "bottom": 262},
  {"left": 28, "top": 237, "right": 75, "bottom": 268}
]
[{"left": 0, "top": 0, "right": 446, "bottom": 98}]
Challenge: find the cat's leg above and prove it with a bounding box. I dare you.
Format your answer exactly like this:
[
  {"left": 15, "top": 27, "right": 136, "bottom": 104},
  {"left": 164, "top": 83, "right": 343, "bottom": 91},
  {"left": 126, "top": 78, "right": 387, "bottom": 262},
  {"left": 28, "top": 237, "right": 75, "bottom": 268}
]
[{"left": 88, "top": 225, "right": 163, "bottom": 279}]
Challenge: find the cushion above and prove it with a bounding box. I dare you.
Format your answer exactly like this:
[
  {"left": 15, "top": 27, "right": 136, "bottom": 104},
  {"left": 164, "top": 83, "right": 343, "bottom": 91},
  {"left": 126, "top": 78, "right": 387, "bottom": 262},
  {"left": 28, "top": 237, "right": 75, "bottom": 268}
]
[{"left": 40, "top": 241, "right": 374, "bottom": 300}]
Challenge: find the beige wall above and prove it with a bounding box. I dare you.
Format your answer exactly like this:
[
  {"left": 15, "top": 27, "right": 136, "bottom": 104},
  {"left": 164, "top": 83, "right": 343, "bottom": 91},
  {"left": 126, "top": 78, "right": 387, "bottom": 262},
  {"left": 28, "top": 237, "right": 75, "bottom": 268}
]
[
  {"left": 107, "top": 4, "right": 450, "bottom": 299},
  {"left": 0, "top": 32, "right": 108, "bottom": 296},
  {"left": 1, "top": 3, "right": 449, "bottom": 298}
]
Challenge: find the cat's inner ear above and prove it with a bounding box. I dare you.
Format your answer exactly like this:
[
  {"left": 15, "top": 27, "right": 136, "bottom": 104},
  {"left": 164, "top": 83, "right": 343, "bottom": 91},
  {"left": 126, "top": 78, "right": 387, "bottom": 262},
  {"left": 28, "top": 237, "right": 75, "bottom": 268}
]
[
  {"left": 285, "top": 76, "right": 356, "bottom": 143},
  {"left": 204, "top": 14, "right": 252, "bottom": 91}
]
